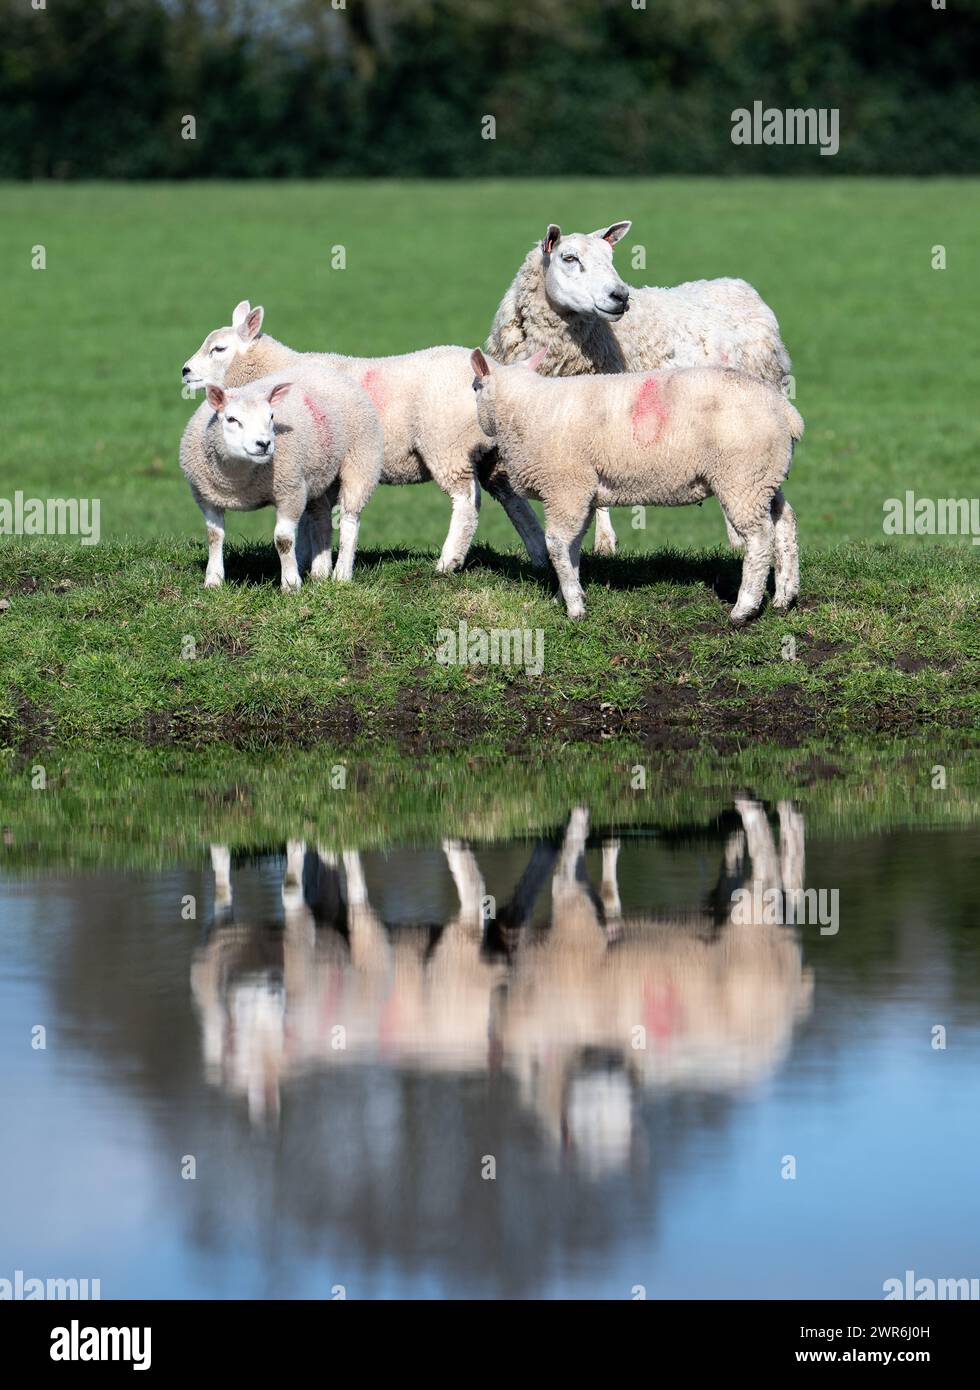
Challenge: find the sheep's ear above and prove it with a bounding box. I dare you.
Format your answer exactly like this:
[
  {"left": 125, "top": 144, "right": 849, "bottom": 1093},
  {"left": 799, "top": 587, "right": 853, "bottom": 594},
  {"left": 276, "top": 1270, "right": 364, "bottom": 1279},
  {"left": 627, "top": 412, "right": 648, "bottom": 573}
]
[
  {"left": 206, "top": 385, "right": 226, "bottom": 411},
  {"left": 593, "top": 221, "right": 631, "bottom": 247},
  {"left": 239, "top": 305, "right": 264, "bottom": 342},
  {"left": 232, "top": 300, "right": 251, "bottom": 328},
  {"left": 267, "top": 381, "right": 292, "bottom": 406},
  {"left": 523, "top": 348, "right": 547, "bottom": 372},
  {"left": 542, "top": 224, "right": 562, "bottom": 255},
  {"left": 470, "top": 349, "right": 491, "bottom": 379}
]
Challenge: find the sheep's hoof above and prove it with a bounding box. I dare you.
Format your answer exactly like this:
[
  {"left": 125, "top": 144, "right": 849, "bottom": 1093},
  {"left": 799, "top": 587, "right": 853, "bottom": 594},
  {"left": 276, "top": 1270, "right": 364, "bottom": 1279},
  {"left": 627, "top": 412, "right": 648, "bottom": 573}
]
[
  {"left": 772, "top": 597, "right": 798, "bottom": 615},
  {"left": 204, "top": 574, "right": 223, "bottom": 589},
  {"left": 730, "top": 608, "right": 753, "bottom": 627},
  {"left": 435, "top": 557, "right": 463, "bottom": 575},
  {"left": 281, "top": 577, "right": 302, "bottom": 594},
  {"left": 593, "top": 538, "right": 617, "bottom": 557},
  {"left": 567, "top": 604, "right": 586, "bottom": 621}
]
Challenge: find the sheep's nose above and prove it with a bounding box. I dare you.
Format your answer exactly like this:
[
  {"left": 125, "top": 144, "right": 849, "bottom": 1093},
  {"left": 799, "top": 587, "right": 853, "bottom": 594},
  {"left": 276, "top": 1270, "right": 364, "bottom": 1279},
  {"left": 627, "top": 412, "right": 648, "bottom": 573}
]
[
  {"left": 255, "top": 439, "right": 271, "bottom": 453},
  {"left": 609, "top": 286, "right": 629, "bottom": 307},
  {"left": 181, "top": 365, "right": 191, "bottom": 378}
]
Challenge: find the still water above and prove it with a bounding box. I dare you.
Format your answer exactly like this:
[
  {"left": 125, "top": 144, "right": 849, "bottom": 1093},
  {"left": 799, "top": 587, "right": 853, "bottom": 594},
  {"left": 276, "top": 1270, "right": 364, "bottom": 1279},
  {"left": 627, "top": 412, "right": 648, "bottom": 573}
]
[{"left": 1, "top": 797, "right": 978, "bottom": 1300}]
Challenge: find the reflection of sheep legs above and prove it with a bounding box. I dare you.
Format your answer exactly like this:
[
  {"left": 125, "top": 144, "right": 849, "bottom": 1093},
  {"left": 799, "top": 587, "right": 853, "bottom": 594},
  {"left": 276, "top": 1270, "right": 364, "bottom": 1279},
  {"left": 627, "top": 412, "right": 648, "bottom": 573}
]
[
  {"left": 210, "top": 843, "right": 233, "bottom": 918},
  {"left": 442, "top": 840, "right": 487, "bottom": 930},
  {"left": 770, "top": 489, "right": 799, "bottom": 612},
  {"left": 777, "top": 800, "right": 805, "bottom": 896},
  {"left": 600, "top": 841, "right": 622, "bottom": 929},
  {"left": 436, "top": 478, "right": 480, "bottom": 575},
  {"left": 735, "top": 798, "right": 782, "bottom": 892},
  {"left": 341, "top": 850, "right": 391, "bottom": 973}
]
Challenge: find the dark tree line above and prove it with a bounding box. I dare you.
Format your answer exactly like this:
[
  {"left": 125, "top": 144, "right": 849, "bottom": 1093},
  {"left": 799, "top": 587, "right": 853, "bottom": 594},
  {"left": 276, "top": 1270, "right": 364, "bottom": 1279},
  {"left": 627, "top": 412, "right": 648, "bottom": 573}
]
[{"left": 1, "top": 0, "right": 977, "bottom": 178}]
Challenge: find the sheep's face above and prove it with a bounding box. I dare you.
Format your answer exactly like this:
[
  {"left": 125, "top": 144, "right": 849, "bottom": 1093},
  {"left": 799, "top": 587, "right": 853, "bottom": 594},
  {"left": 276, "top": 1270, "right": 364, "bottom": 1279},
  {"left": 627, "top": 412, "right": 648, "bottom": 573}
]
[
  {"left": 540, "top": 223, "right": 632, "bottom": 322},
  {"left": 469, "top": 349, "right": 498, "bottom": 436},
  {"left": 206, "top": 381, "right": 291, "bottom": 463},
  {"left": 182, "top": 301, "right": 264, "bottom": 388}
]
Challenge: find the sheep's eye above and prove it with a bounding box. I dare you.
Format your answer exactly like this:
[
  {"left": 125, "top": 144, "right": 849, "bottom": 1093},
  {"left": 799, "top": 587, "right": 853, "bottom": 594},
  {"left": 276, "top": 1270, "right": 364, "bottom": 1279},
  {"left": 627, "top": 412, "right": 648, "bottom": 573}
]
[
  {"left": 562, "top": 253, "right": 579, "bottom": 265},
  {"left": 226, "top": 416, "right": 239, "bottom": 426},
  {"left": 210, "top": 345, "right": 226, "bottom": 354}
]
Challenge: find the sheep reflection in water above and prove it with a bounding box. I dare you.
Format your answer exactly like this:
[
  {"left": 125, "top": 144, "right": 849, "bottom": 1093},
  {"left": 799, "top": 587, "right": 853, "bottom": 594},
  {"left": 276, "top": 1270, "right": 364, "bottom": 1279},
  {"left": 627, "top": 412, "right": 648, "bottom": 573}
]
[{"left": 191, "top": 799, "right": 813, "bottom": 1169}]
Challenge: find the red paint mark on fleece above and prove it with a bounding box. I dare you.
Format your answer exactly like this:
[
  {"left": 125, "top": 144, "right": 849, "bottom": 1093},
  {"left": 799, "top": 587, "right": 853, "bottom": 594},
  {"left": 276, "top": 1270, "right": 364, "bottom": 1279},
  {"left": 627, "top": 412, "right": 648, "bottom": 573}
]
[
  {"left": 631, "top": 375, "right": 669, "bottom": 445},
  {"left": 643, "top": 979, "right": 681, "bottom": 1040},
  {"left": 360, "top": 368, "right": 387, "bottom": 415},
  {"left": 303, "top": 392, "right": 333, "bottom": 456}
]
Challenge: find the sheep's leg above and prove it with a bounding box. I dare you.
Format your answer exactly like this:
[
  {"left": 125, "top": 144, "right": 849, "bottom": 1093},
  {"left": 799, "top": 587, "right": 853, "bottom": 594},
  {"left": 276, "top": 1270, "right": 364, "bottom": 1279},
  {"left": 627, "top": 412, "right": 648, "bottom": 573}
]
[
  {"left": 332, "top": 506, "right": 361, "bottom": 583},
  {"left": 306, "top": 490, "right": 334, "bottom": 581},
  {"left": 332, "top": 449, "right": 371, "bottom": 581},
  {"left": 729, "top": 515, "right": 774, "bottom": 625},
  {"left": 333, "top": 438, "right": 381, "bottom": 582},
  {"left": 771, "top": 489, "right": 799, "bottom": 612},
  {"left": 201, "top": 504, "right": 225, "bottom": 588},
  {"left": 436, "top": 478, "right": 481, "bottom": 574},
  {"left": 723, "top": 512, "right": 745, "bottom": 550},
  {"left": 593, "top": 508, "right": 617, "bottom": 556},
  {"left": 274, "top": 507, "right": 303, "bottom": 593},
  {"left": 482, "top": 474, "right": 549, "bottom": 568},
  {"left": 545, "top": 507, "right": 592, "bottom": 619}
]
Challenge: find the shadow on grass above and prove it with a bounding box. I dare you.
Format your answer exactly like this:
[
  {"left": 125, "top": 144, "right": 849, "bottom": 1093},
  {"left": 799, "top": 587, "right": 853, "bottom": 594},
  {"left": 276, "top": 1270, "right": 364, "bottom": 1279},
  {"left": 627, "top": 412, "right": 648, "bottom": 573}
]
[{"left": 214, "top": 539, "right": 752, "bottom": 605}]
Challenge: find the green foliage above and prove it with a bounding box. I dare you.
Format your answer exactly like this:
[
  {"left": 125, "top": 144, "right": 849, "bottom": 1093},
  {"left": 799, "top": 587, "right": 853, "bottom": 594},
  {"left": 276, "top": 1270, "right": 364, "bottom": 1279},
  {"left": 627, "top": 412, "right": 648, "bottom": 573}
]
[{"left": 1, "top": 0, "right": 978, "bottom": 177}]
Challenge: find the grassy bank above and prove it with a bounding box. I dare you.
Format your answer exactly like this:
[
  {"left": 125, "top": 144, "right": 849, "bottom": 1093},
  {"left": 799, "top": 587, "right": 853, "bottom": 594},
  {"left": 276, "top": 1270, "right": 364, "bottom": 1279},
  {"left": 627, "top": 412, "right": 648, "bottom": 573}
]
[
  {"left": 1, "top": 735, "right": 978, "bottom": 874},
  {"left": 0, "top": 537, "right": 977, "bottom": 749}
]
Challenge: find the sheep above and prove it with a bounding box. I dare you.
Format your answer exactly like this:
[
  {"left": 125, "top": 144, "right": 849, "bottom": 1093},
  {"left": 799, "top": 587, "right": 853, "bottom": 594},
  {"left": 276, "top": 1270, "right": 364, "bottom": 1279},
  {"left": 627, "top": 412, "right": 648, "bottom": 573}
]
[
  {"left": 182, "top": 301, "right": 548, "bottom": 572},
  {"left": 470, "top": 352, "right": 803, "bottom": 624},
  {"left": 179, "top": 371, "right": 382, "bottom": 590},
  {"left": 487, "top": 221, "right": 793, "bottom": 556}
]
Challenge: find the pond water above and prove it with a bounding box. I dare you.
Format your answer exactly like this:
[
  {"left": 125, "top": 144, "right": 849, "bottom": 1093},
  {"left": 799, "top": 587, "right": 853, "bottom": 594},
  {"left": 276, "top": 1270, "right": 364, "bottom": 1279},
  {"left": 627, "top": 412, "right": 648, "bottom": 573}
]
[{"left": 1, "top": 795, "right": 978, "bottom": 1299}]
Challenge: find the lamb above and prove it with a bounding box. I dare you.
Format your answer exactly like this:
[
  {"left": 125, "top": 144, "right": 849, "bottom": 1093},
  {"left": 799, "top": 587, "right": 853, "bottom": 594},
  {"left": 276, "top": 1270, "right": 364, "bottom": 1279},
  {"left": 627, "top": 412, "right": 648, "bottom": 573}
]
[
  {"left": 182, "top": 302, "right": 548, "bottom": 572},
  {"left": 179, "top": 371, "right": 382, "bottom": 590},
  {"left": 487, "top": 221, "right": 793, "bottom": 556},
  {"left": 470, "top": 352, "right": 803, "bottom": 624}
]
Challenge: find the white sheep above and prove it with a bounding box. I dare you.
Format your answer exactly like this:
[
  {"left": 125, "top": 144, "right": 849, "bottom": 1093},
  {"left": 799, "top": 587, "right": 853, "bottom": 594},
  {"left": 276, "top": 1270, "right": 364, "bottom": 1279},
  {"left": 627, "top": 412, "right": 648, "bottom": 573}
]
[
  {"left": 182, "top": 302, "right": 548, "bottom": 572},
  {"left": 487, "top": 221, "right": 793, "bottom": 555},
  {"left": 179, "top": 372, "right": 382, "bottom": 590},
  {"left": 470, "top": 352, "right": 802, "bottom": 624}
]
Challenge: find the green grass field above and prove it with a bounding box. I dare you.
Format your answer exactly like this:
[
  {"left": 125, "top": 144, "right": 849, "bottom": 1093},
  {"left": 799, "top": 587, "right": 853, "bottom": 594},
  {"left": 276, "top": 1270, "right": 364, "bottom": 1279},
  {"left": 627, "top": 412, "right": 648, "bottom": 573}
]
[{"left": 1, "top": 179, "right": 978, "bottom": 749}]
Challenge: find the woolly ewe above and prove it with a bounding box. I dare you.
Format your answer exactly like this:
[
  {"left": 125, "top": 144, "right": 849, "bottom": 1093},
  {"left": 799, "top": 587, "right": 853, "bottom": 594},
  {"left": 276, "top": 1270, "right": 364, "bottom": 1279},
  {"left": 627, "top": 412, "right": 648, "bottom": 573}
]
[
  {"left": 487, "top": 222, "right": 793, "bottom": 555},
  {"left": 470, "top": 352, "right": 802, "bottom": 624},
  {"left": 182, "top": 302, "right": 547, "bottom": 572},
  {"left": 179, "top": 372, "right": 382, "bottom": 591}
]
